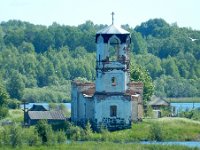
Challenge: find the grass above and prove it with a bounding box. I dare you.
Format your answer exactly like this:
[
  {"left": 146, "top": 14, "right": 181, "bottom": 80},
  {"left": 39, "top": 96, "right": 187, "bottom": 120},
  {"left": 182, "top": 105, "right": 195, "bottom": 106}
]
[
  {"left": 0, "top": 142, "right": 198, "bottom": 150},
  {"left": 88, "top": 117, "right": 200, "bottom": 142},
  {"left": 167, "top": 97, "right": 200, "bottom": 103}
]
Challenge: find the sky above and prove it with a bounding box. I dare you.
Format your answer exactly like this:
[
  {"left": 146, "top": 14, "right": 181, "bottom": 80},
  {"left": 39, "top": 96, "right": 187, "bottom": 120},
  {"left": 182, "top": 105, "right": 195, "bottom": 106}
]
[{"left": 0, "top": 0, "right": 199, "bottom": 30}]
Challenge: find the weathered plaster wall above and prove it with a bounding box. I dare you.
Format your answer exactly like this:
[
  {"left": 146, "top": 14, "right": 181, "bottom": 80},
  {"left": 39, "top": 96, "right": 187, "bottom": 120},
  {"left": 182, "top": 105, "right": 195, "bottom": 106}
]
[
  {"left": 94, "top": 95, "right": 131, "bottom": 126},
  {"left": 96, "top": 70, "right": 129, "bottom": 93}
]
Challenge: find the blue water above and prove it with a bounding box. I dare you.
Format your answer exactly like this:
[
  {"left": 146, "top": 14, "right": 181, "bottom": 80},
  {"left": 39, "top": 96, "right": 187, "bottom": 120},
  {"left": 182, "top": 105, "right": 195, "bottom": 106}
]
[
  {"left": 141, "top": 141, "right": 200, "bottom": 148},
  {"left": 170, "top": 103, "right": 200, "bottom": 114},
  {"left": 20, "top": 103, "right": 71, "bottom": 111}
]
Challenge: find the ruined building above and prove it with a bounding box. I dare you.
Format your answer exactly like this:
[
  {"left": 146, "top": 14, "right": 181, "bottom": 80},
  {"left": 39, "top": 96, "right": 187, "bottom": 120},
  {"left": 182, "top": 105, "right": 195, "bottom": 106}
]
[{"left": 71, "top": 14, "right": 143, "bottom": 130}]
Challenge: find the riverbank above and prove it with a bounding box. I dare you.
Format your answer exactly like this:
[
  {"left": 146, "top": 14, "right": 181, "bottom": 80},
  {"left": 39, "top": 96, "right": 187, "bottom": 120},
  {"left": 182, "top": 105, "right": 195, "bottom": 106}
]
[{"left": 0, "top": 141, "right": 198, "bottom": 150}]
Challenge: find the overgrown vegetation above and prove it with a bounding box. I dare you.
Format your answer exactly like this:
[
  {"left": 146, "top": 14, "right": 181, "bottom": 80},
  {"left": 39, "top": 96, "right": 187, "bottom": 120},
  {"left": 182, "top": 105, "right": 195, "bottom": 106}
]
[
  {"left": 1, "top": 116, "right": 200, "bottom": 149},
  {"left": 179, "top": 109, "right": 200, "bottom": 121}
]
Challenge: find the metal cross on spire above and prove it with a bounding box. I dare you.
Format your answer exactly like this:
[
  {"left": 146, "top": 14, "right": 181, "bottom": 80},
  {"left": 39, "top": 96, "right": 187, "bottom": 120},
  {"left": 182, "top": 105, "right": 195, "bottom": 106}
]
[{"left": 111, "top": 12, "right": 115, "bottom": 25}]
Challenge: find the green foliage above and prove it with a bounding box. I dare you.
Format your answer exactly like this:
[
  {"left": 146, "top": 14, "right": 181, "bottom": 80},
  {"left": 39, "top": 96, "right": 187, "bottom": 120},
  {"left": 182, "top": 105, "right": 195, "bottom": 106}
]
[
  {"left": 0, "top": 19, "right": 200, "bottom": 101},
  {"left": 0, "top": 142, "right": 195, "bottom": 150},
  {"left": 84, "top": 121, "right": 93, "bottom": 140},
  {"left": 6, "top": 70, "right": 25, "bottom": 100},
  {"left": 10, "top": 125, "right": 23, "bottom": 148},
  {"left": 0, "top": 122, "right": 66, "bottom": 147},
  {"left": 22, "top": 85, "right": 71, "bottom": 103},
  {"left": 0, "top": 84, "right": 9, "bottom": 118},
  {"left": 145, "top": 105, "right": 154, "bottom": 118},
  {"left": 132, "top": 31, "right": 147, "bottom": 54},
  {"left": 7, "top": 99, "right": 20, "bottom": 109},
  {"left": 179, "top": 109, "right": 200, "bottom": 121},
  {"left": 154, "top": 76, "right": 200, "bottom": 98},
  {"left": 35, "top": 120, "right": 53, "bottom": 144},
  {"left": 0, "top": 126, "right": 10, "bottom": 146},
  {"left": 23, "top": 127, "right": 40, "bottom": 146},
  {"left": 67, "top": 125, "right": 82, "bottom": 141},
  {"left": 55, "top": 130, "right": 66, "bottom": 144},
  {"left": 149, "top": 123, "right": 163, "bottom": 141},
  {"left": 0, "top": 85, "right": 9, "bottom": 107},
  {"left": 130, "top": 63, "right": 154, "bottom": 102}
]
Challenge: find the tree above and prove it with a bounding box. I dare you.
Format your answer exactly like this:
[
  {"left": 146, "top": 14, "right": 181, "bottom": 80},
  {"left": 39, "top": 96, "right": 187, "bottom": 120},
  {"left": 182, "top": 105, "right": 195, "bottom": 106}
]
[
  {"left": 162, "top": 57, "right": 180, "bottom": 78},
  {"left": 132, "top": 31, "right": 147, "bottom": 54},
  {"left": 6, "top": 70, "right": 25, "bottom": 100},
  {"left": 35, "top": 120, "right": 55, "bottom": 144},
  {"left": 130, "top": 63, "right": 154, "bottom": 103},
  {"left": 0, "top": 84, "right": 9, "bottom": 118}
]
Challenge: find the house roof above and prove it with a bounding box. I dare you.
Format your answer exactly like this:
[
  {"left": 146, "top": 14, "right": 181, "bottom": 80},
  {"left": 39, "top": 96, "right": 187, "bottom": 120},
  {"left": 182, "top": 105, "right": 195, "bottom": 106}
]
[
  {"left": 148, "top": 96, "right": 169, "bottom": 106},
  {"left": 97, "top": 24, "right": 129, "bottom": 34},
  {"left": 28, "top": 104, "right": 48, "bottom": 111},
  {"left": 28, "top": 111, "right": 66, "bottom": 120}
]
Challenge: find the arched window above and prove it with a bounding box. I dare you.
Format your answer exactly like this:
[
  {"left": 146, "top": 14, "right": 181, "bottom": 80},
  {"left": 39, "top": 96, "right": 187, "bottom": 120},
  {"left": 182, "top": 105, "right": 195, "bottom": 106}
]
[
  {"left": 111, "top": 77, "right": 116, "bottom": 86},
  {"left": 108, "top": 36, "right": 120, "bottom": 61},
  {"left": 97, "top": 35, "right": 104, "bottom": 43}
]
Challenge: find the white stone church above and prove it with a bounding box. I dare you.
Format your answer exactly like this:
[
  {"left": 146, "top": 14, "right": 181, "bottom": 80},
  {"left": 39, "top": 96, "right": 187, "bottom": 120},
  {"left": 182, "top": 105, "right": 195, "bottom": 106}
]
[{"left": 71, "top": 15, "right": 143, "bottom": 130}]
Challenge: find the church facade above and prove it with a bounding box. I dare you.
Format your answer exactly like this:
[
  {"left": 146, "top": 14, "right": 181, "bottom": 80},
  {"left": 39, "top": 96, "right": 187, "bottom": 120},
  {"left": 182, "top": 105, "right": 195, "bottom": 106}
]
[{"left": 71, "top": 16, "right": 143, "bottom": 130}]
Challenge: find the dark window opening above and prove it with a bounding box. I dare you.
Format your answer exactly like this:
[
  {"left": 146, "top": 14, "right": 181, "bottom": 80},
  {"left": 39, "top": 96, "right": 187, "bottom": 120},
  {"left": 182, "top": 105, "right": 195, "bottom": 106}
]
[
  {"left": 109, "top": 37, "right": 120, "bottom": 61},
  {"left": 111, "top": 77, "right": 116, "bottom": 86},
  {"left": 110, "top": 105, "right": 117, "bottom": 117}
]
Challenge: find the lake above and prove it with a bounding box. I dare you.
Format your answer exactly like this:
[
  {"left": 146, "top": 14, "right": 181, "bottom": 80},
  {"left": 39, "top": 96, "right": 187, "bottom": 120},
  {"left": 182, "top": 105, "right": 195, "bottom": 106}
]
[
  {"left": 170, "top": 102, "right": 200, "bottom": 114},
  {"left": 20, "top": 103, "right": 71, "bottom": 111},
  {"left": 141, "top": 141, "right": 200, "bottom": 148},
  {"left": 21, "top": 102, "right": 200, "bottom": 114}
]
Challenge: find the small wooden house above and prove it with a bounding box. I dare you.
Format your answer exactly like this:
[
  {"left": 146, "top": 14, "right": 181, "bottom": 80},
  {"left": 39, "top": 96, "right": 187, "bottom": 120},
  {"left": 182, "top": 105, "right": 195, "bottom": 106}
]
[
  {"left": 148, "top": 95, "right": 170, "bottom": 110},
  {"left": 148, "top": 96, "right": 170, "bottom": 118},
  {"left": 25, "top": 104, "right": 66, "bottom": 125},
  {"left": 27, "top": 111, "right": 66, "bottom": 125}
]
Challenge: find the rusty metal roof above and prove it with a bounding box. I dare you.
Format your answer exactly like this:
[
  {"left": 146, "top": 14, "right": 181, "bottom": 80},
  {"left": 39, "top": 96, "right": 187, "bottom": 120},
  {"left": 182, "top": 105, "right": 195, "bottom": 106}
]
[
  {"left": 28, "top": 111, "right": 66, "bottom": 120},
  {"left": 97, "top": 24, "right": 129, "bottom": 34}
]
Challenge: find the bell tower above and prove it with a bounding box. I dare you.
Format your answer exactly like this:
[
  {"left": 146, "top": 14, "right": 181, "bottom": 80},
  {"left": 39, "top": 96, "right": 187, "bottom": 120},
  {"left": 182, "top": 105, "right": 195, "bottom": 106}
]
[{"left": 95, "top": 12, "right": 131, "bottom": 94}]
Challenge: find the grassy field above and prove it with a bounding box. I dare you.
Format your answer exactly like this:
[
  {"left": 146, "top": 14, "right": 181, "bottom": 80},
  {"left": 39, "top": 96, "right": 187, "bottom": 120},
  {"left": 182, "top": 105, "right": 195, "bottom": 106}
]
[
  {"left": 167, "top": 97, "right": 200, "bottom": 103},
  {"left": 88, "top": 117, "right": 200, "bottom": 142},
  {"left": 1, "top": 110, "right": 200, "bottom": 142},
  {"left": 0, "top": 142, "right": 198, "bottom": 150}
]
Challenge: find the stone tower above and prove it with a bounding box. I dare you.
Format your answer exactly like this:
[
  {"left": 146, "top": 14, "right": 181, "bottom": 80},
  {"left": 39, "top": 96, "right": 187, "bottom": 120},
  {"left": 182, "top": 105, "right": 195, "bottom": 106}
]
[{"left": 95, "top": 12, "right": 131, "bottom": 93}]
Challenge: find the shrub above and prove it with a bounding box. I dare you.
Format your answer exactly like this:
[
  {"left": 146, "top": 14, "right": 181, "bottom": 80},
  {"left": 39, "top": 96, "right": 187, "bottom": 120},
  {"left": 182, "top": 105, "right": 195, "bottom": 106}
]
[
  {"left": 0, "top": 126, "right": 10, "bottom": 146},
  {"left": 35, "top": 120, "right": 55, "bottom": 144},
  {"left": 23, "top": 127, "right": 41, "bottom": 146},
  {"left": 8, "top": 99, "right": 20, "bottom": 109},
  {"left": 10, "top": 125, "right": 23, "bottom": 148},
  {"left": 56, "top": 130, "right": 66, "bottom": 144},
  {"left": 84, "top": 121, "right": 93, "bottom": 140},
  {"left": 67, "top": 125, "right": 83, "bottom": 141},
  {"left": 149, "top": 123, "right": 163, "bottom": 141},
  {"left": 0, "top": 107, "right": 8, "bottom": 119},
  {"left": 145, "top": 105, "right": 154, "bottom": 118}
]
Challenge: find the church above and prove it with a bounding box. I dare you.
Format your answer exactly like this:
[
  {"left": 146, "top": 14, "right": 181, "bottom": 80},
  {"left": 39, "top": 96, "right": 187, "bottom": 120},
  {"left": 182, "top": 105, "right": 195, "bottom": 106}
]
[{"left": 71, "top": 13, "right": 143, "bottom": 130}]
